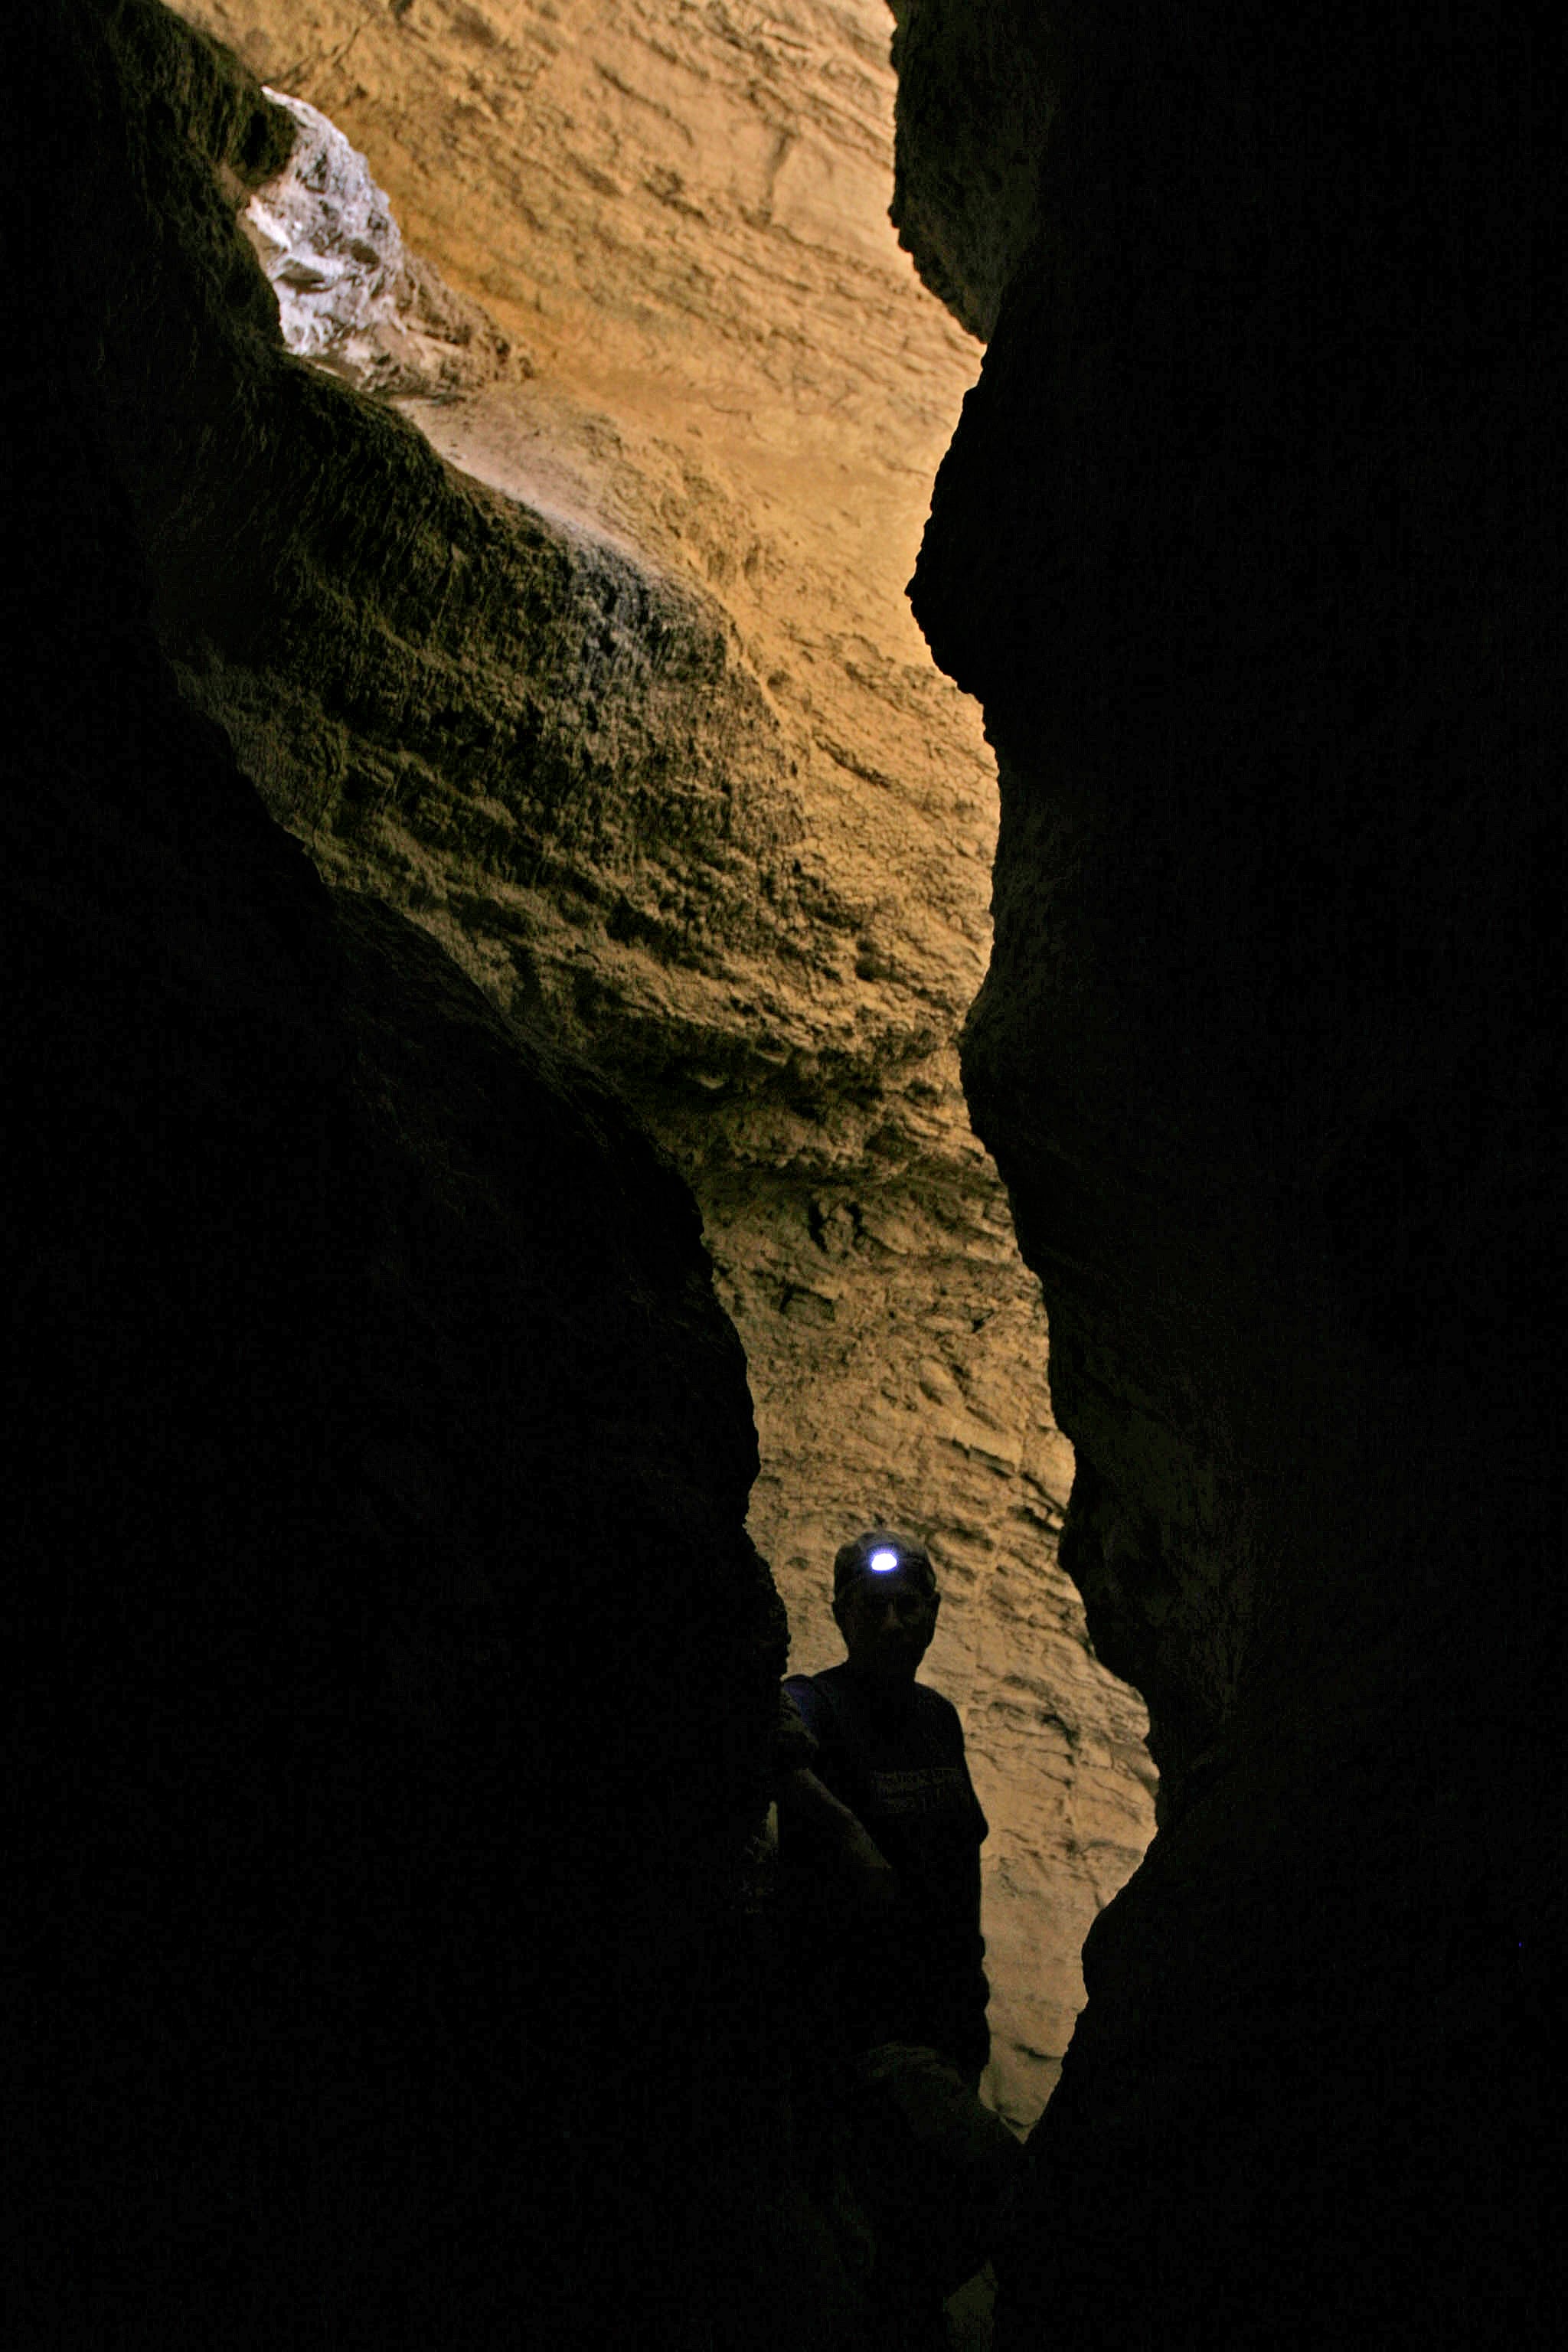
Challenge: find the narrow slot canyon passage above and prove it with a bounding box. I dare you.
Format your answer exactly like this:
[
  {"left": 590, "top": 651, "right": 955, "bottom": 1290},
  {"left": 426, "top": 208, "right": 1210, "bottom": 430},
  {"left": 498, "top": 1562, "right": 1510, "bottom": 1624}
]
[
  {"left": 9, "top": 5, "right": 1553, "bottom": 2349},
  {"left": 172, "top": 0, "right": 1158, "bottom": 2141}
]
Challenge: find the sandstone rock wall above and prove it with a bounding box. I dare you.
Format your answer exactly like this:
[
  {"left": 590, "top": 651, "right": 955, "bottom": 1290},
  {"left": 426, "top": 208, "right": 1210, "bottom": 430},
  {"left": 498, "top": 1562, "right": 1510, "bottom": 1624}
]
[
  {"left": 20, "top": 4, "right": 1553, "bottom": 2340},
  {"left": 8, "top": 5, "right": 785, "bottom": 2341},
  {"left": 893, "top": 2, "right": 1559, "bottom": 2342},
  {"left": 165, "top": 0, "right": 1157, "bottom": 2130}
]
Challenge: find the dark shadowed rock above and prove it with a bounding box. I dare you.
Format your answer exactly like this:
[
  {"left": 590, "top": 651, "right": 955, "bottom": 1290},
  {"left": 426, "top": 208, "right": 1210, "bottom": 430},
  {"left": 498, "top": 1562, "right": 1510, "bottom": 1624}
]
[
  {"left": 893, "top": 2, "right": 1560, "bottom": 2343},
  {"left": 887, "top": 0, "right": 1054, "bottom": 340},
  {"left": 5, "top": 5, "right": 783, "bottom": 2342}
]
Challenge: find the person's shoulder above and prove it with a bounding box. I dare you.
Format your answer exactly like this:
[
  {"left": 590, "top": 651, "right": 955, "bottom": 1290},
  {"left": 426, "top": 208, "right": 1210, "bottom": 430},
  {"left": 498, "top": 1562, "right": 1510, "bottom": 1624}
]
[
  {"left": 782, "top": 1668, "right": 836, "bottom": 1739},
  {"left": 773, "top": 1684, "right": 818, "bottom": 1774},
  {"left": 910, "top": 1679, "right": 966, "bottom": 1741},
  {"left": 910, "top": 1676, "right": 959, "bottom": 1717}
]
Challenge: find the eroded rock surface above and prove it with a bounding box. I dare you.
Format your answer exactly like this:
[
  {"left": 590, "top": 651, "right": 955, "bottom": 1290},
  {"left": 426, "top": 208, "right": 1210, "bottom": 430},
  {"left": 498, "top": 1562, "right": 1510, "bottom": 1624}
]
[
  {"left": 242, "top": 83, "right": 513, "bottom": 397},
  {"left": 8, "top": 5, "right": 783, "bottom": 2341},
  {"left": 886, "top": 0, "right": 1054, "bottom": 339},
  {"left": 895, "top": 2, "right": 1560, "bottom": 2343},
  {"left": 165, "top": 0, "right": 1157, "bottom": 2129}
]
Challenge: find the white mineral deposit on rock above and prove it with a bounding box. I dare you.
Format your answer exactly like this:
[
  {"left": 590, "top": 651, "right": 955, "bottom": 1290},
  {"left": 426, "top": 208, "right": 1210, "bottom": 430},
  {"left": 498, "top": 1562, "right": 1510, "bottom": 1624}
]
[
  {"left": 247, "top": 90, "right": 403, "bottom": 354},
  {"left": 247, "top": 87, "right": 511, "bottom": 400}
]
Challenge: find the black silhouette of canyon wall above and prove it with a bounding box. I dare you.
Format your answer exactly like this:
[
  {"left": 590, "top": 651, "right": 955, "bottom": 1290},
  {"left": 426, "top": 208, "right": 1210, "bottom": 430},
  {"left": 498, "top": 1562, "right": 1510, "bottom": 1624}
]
[
  {"left": 894, "top": 2, "right": 1560, "bottom": 2345},
  {"left": 8, "top": 6, "right": 783, "bottom": 2343}
]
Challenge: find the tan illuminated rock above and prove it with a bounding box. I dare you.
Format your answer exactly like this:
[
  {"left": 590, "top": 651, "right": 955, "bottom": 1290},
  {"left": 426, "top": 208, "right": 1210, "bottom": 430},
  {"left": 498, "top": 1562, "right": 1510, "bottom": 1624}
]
[{"left": 168, "top": 0, "right": 1155, "bottom": 2129}]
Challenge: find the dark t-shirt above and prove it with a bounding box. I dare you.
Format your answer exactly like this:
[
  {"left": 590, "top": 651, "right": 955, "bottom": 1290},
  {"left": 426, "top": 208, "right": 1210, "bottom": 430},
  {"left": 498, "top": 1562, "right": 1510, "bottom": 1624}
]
[{"left": 782, "top": 1665, "right": 991, "bottom": 2073}]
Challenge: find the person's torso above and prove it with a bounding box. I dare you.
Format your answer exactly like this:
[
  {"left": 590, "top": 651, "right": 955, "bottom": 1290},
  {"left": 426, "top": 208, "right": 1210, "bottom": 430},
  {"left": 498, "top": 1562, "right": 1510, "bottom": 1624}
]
[
  {"left": 783, "top": 1666, "right": 990, "bottom": 2064},
  {"left": 792, "top": 1668, "right": 985, "bottom": 1886}
]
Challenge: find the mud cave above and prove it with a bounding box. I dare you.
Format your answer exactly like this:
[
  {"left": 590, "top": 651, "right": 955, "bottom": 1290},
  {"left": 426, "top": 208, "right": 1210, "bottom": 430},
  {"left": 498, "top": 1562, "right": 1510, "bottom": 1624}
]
[{"left": 8, "top": 5, "right": 1556, "bottom": 2347}]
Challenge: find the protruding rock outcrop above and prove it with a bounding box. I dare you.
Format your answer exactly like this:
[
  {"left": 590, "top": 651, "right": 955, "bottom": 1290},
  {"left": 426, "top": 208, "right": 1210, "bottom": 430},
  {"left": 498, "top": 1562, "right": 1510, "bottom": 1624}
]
[
  {"left": 8, "top": 6, "right": 782, "bottom": 2341},
  {"left": 887, "top": 0, "right": 1053, "bottom": 339},
  {"left": 241, "top": 84, "right": 514, "bottom": 400},
  {"left": 893, "top": 2, "right": 1559, "bottom": 2343}
]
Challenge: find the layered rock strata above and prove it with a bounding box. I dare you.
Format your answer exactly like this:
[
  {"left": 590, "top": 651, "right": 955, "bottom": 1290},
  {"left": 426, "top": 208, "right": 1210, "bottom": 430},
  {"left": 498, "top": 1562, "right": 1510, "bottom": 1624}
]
[
  {"left": 164, "top": 0, "right": 1157, "bottom": 2129},
  {"left": 8, "top": 5, "right": 783, "bottom": 2341},
  {"left": 894, "top": 2, "right": 1560, "bottom": 2344}
]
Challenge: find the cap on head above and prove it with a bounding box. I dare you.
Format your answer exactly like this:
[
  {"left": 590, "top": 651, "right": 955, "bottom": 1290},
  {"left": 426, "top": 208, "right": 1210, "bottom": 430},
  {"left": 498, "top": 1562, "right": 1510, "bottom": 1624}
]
[{"left": 832, "top": 1528, "right": 936, "bottom": 1602}]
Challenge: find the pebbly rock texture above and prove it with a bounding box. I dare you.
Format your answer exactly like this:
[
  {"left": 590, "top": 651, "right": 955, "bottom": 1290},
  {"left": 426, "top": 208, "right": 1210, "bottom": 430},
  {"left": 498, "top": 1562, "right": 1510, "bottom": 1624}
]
[
  {"left": 894, "top": 2, "right": 1561, "bottom": 2345},
  {"left": 6, "top": 5, "right": 786, "bottom": 2343},
  {"left": 162, "top": 0, "right": 1157, "bottom": 2131}
]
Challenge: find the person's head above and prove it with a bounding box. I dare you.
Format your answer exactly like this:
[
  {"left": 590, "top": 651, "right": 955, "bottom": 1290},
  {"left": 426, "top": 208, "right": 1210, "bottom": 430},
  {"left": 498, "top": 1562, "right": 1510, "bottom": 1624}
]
[{"left": 831, "top": 1529, "right": 940, "bottom": 1684}]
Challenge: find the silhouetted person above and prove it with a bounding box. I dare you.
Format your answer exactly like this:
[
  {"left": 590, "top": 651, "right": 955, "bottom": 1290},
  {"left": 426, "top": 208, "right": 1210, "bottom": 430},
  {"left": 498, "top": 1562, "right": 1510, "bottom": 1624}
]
[{"left": 778, "top": 1530, "right": 1020, "bottom": 2347}]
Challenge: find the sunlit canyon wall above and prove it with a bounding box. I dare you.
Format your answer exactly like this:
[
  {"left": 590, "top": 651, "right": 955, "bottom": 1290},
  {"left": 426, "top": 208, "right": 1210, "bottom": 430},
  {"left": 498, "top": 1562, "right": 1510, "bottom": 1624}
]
[{"left": 165, "top": 0, "right": 1156, "bottom": 2133}]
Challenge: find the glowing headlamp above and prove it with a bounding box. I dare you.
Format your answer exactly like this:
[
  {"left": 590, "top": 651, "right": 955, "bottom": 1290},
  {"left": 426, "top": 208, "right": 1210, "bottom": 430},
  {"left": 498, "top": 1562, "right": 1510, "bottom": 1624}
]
[{"left": 867, "top": 1547, "right": 900, "bottom": 1574}]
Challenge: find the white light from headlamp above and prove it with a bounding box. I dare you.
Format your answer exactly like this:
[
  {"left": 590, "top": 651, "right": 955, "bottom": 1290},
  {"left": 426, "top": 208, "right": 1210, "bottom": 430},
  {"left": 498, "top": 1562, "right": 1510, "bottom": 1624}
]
[{"left": 868, "top": 1547, "right": 900, "bottom": 1574}]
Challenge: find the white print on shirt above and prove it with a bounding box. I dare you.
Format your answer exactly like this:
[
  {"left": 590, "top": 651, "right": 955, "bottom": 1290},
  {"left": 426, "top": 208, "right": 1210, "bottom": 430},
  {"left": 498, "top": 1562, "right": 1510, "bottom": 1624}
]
[{"left": 865, "top": 1765, "right": 968, "bottom": 1817}]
